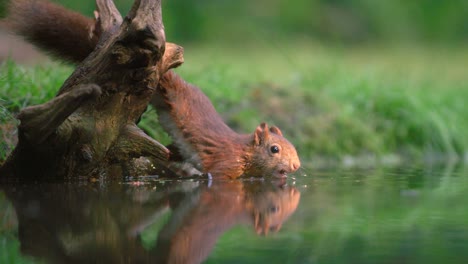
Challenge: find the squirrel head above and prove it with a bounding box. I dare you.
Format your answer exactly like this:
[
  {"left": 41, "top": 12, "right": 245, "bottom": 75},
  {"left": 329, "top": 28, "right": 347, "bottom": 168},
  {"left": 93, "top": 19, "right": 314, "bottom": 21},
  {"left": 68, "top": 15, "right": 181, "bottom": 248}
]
[{"left": 246, "top": 123, "right": 301, "bottom": 178}]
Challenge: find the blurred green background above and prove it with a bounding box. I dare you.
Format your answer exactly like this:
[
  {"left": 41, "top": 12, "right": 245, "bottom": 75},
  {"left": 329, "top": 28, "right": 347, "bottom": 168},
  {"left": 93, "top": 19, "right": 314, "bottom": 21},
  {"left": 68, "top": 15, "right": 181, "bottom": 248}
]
[{"left": 2, "top": 0, "right": 467, "bottom": 45}]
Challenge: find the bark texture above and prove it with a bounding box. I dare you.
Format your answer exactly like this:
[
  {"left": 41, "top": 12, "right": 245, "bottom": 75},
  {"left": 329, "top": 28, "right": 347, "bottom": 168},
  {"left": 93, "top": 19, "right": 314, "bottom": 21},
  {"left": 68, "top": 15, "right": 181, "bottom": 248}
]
[{"left": 1, "top": 0, "right": 184, "bottom": 178}]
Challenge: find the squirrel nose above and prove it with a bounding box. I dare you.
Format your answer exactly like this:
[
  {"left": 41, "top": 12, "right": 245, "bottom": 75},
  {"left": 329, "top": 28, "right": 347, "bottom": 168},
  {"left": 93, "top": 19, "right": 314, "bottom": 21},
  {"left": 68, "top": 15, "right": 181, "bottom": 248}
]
[{"left": 291, "top": 161, "right": 300, "bottom": 172}]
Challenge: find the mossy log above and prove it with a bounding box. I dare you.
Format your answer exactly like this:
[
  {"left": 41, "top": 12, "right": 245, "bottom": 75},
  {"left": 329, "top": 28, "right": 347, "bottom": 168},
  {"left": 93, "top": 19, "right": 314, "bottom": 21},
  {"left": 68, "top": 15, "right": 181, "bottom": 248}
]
[{"left": 1, "top": 0, "right": 184, "bottom": 179}]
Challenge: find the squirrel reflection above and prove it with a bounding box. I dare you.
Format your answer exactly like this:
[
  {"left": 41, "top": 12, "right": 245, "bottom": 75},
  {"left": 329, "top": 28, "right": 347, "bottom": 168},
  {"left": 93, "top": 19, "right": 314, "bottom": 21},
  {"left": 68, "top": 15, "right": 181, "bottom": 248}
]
[
  {"left": 2, "top": 180, "right": 300, "bottom": 264},
  {"left": 154, "top": 181, "right": 300, "bottom": 263}
]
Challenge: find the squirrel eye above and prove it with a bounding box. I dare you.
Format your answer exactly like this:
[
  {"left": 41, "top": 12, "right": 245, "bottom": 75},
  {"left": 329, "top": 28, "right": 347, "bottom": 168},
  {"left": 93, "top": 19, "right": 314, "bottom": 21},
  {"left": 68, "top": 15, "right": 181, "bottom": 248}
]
[
  {"left": 270, "top": 145, "right": 280, "bottom": 154},
  {"left": 269, "top": 205, "right": 280, "bottom": 213}
]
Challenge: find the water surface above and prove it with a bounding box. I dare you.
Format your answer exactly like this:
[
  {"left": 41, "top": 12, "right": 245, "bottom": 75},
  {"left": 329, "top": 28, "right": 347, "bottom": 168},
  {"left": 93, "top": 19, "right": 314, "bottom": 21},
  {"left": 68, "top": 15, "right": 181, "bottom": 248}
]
[{"left": 1, "top": 164, "right": 467, "bottom": 263}]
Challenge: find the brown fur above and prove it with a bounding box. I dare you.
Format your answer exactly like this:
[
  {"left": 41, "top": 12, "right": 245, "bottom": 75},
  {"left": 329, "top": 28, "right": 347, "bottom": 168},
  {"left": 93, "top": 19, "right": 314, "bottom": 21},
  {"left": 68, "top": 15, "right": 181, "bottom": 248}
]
[
  {"left": 3, "top": 0, "right": 301, "bottom": 178},
  {"left": 4, "top": 0, "right": 97, "bottom": 63},
  {"left": 154, "top": 72, "right": 300, "bottom": 178}
]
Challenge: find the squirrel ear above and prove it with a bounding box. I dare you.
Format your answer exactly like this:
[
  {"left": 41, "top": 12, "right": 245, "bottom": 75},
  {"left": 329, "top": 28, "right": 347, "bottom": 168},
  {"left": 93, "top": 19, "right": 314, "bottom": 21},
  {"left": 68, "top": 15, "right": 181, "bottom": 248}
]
[
  {"left": 254, "top": 212, "right": 262, "bottom": 234},
  {"left": 254, "top": 211, "right": 269, "bottom": 235},
  {"left": 269, "top": 126, "right": 283, "bottom": 137},
  {"left": 272, "top": 223, "right": 282, "bottom": 233},
  {"left": 254, "top": 123, "right": 269, "bottom": 146}
]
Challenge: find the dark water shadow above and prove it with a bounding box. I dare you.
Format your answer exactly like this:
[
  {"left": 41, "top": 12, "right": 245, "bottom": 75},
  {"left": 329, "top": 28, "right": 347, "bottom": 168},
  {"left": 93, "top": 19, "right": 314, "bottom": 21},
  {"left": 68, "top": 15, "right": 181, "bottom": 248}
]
[{"left": 0, "top": 178, "right": 300, "bottom": 263}]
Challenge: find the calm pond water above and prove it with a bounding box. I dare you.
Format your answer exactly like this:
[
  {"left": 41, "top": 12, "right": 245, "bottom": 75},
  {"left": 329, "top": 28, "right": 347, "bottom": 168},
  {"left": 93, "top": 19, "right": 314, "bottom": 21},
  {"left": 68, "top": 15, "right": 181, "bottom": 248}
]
[{"left": 1, "top": 164, "right": 467, "bottom": 264}]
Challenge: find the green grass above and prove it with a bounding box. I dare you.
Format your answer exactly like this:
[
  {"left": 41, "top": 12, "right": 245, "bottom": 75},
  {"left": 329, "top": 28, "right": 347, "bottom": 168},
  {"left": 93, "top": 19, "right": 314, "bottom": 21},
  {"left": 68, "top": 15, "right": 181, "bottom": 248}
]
[
  {"left": 1, "top": 44, "right": 468, "bottom": 165},
  {"left": 174, "top": 44, "right": 468, "bottom": 164}
]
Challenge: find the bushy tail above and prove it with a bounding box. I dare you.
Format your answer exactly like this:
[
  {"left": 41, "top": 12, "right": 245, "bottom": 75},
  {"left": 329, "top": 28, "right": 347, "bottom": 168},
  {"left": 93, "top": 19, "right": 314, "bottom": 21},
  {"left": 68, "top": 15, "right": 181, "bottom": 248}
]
[{"left": 4, "top": 0, "right": 98, "bottom": 63}]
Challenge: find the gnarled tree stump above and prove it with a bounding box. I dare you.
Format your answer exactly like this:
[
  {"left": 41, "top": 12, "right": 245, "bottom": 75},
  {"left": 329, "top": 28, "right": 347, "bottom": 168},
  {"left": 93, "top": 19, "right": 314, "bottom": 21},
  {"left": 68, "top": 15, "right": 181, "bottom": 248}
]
[{"left": 1, "top": 0, "right": 184, "bottom": 179}]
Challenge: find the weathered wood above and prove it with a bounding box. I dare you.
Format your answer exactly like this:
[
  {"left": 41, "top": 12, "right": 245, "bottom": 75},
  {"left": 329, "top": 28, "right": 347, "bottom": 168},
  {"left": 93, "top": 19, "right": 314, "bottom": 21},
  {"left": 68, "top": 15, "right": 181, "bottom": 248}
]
[
  {"left": 17, "top": 84, "right": 102, "bottom": 145},
  {"left": 95, "top": 0, "right": 122, "bottom": 32},
  {"left": 1, "top": 0, "right": 184, "bottom": 179}
]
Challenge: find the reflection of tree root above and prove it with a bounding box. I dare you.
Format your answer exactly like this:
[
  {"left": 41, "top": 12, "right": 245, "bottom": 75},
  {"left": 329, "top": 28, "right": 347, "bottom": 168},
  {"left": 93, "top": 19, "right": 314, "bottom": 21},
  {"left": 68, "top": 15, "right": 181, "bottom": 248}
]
[{"left": 17, "top": 84, "right": 102, "bottom": 145}]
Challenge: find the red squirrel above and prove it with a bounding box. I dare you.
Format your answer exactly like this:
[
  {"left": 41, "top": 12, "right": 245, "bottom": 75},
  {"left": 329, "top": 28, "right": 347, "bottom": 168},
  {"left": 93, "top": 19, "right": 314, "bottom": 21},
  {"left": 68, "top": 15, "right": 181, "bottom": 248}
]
[{"left": 3, "top": 0, "right": 301, "bottom": 178}]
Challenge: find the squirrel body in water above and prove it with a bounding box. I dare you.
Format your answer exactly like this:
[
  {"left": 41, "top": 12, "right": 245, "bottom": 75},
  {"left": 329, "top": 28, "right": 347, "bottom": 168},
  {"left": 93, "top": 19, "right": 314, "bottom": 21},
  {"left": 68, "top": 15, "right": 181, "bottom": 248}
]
[{"left": 3, "top": 0, "right": 301, "bottom": 178}]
